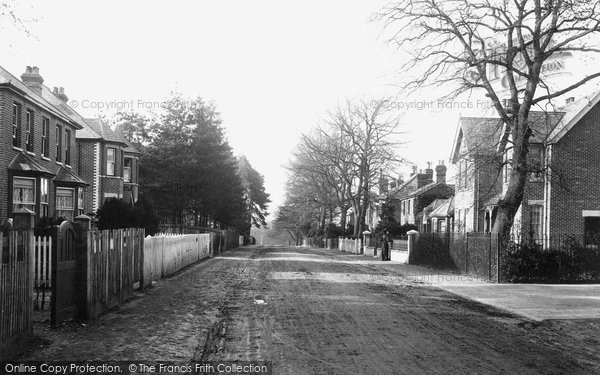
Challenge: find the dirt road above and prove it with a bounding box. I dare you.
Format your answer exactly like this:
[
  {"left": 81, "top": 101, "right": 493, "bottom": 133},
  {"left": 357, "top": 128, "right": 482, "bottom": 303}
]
[{"left": 21, "top": 245, "right": 600, "bottom": 374}]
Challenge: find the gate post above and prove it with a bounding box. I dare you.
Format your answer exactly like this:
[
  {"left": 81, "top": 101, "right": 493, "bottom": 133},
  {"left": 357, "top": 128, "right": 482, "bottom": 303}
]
[
  {"left": 12, "top": 209, "right": 35, "bottom": 335},
  {"left": 74, "top": 215, "right": 91, "bottom": 319},
  {"left": 407, "top": 230, "right": 419, "bottom": 264}
]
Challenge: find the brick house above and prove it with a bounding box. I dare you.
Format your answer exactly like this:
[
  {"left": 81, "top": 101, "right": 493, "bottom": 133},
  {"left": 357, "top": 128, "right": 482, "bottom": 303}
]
[
  {"left": 388, "top": 162, "right": 454, "bottom": 226},
  {"left": 77, "top": 118, "right": 140, "bottom": 214},
  {"left": 451, "top": 95, "right": 600, "bottom": 241},
  {"left": 0, "top": 66, "right": 88, "bottom": 223}
]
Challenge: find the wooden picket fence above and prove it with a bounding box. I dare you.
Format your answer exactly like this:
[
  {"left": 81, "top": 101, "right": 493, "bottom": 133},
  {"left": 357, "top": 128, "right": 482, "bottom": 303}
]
[
  {"left": 33, "top": 236, "right": 52, "bottom": 310},
  {"left": 86, "top": 228, "right": 144, "bottom": 319},
  {"left": 0, "top": 228, "right": 34, "bottom": 361}
]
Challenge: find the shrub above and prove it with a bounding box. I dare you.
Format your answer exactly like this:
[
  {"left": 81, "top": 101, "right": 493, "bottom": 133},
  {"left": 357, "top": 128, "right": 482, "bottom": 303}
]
[
  {"left": 96, "top": 197, "right": 159, "bottom": 236},
  {"left": 502, "top": 238, "right": 600, "bottom": 283}
]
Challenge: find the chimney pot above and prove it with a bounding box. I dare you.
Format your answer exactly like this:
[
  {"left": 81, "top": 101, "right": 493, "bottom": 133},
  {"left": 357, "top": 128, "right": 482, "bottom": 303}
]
[{"left": 435, "top": 163, "right": 447, "bottom": 184}]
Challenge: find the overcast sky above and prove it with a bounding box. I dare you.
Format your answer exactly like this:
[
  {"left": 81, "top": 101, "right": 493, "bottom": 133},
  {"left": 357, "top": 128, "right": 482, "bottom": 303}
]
[{"left": 3, "top": 0, "right": 595, "bottom": 212}]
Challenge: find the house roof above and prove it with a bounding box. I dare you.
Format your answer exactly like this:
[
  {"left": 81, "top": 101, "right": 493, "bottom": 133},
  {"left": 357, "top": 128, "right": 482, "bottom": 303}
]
[
  {"left": 429, "top": 197, "right": 454, "bottom": 218},
  {"left": 549, "top": 91, "right": 600, "bottom": 143},
  {"left": 37, "top": 85, "right": 86, "bottom": 130},
  {"left": 451, "top": 111, "right": 565, "bottom": 163},
  {"left": 7, "top": 152, "right": 54, "bottom": 176},
  {"left": 114, "top": 129, "right": 140, "bottom": 154},
  {"left": 79, "top": 118, "right": 127, "bottom": 145},
  {"left": 407, "top": 181, "right": 454, "bottom": 199},
  {"left": 0, "top": 66, "right": 75, "bottom": 124},
  {"left": 54, "top": 166, "right": 88, "bottom": 186},
  {"left": 450, "top": 117, "right": 503, "bottom": 163},
  {"left": 417, "top": 198, "right": 448, "bottom": 221}
]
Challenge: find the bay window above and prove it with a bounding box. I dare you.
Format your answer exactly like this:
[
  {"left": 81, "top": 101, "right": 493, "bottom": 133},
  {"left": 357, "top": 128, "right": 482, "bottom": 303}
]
[
  {"left": 12, "top": 177, "right": 35, "bottom": 213},
  {"left": 56, "top": 188, "right": 75, "bottom": 220}
]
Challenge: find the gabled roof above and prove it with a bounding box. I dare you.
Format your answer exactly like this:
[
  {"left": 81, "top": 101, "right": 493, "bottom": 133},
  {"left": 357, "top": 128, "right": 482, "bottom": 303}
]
[
  {"left": 549, "top": 91, "right": 600, "bottom": 143},
  {"left": 429, "top": 197, "right": 454, "bottom": 218},
  {"left": 450, "top": 117, "right": 503, "bottom": 163},
  {"left": 407, "top": 181, "right": 454, "bottom": 199},
  {"left": 417, "top": 198, "right": 448, "bottom": 221},
  {"left": 54, "top": 166, "right": 88, "bottom": 186},
  {"left": 8, "top": 152, "right": 54, "bottom": 175},
  {"left": 0, "top": 66, "right": 74, "bottom": 124},
  {"left": 451, "top": 111, "right": 565, "bottom": 163}
]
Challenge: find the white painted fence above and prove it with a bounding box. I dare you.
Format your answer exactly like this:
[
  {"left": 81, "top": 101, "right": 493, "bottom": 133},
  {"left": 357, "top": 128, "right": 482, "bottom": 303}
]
[
  {"left": 338, "top": 237, "right": 362, "bottom": 254},
  {"left": 142, "top": 233, "right": 213, "bottom": 287},
  {"left": 34, "top": 236, "right": 52, "bottom": 288}
]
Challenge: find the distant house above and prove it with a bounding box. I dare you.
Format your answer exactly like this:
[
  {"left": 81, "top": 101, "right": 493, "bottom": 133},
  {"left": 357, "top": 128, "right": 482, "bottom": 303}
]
[
  {"left": 77, "top": 118, "right": 140, "bottom": 214},
  {"left": 0, "top": 65, "right": 88, "bottom": 223},
  {"left": 389, "top": 162, "right": 454, "bottom": 226},
  {"left": 450, "top": 93, "right": 600, "bottom": 241},
  {"left": 418, "top": 197, "right": 454, "bottom": 233}
]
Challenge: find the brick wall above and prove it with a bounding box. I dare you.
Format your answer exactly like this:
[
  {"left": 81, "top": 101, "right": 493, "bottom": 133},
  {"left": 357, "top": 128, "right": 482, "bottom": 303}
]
[
  {"left": 0, "top": 88, "right": 81, "bottom": 222},
  {"left": 549, "top": 102, "right": 600, "bottom": 237},
  {"left": 78, "top": 141, "right": 98, "bottom": 214}
]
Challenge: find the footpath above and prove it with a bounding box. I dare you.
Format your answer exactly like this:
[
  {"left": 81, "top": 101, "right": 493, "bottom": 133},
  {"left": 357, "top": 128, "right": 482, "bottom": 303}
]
[{"left": 347, "top": 250, "right": 600, "bottom": 321}]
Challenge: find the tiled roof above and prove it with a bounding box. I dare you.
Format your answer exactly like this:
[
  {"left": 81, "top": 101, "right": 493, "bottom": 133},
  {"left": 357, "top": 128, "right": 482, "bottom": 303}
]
[
  {"left": 38, "top": 85, "right": 85, "bottom": 130},
  {"left": 54, "top": 166, "right": 88, "bottom": 186},
  {"left": 549, "top": 92, "right": 600, "bottom": 142},
  {"left": 7, "top": 152, "right": 54, "bottom": 175},
  {"left": 114, "top": 129, "right": 140, "bottom": 154},
  {"left": 429, "top": 197, "right": 454, "bottom": 218},
  {"left": 0, "top": 66, "right": 73, "bottom": 123},
  {"left": 417, "top": 198, "right": 447, "bottom": 220},
  {"left": 80, "top": 118, "right": 127, "bottom": 144},
  {"left": 407, "top": 181, "right": 454, "bottom": 198}
]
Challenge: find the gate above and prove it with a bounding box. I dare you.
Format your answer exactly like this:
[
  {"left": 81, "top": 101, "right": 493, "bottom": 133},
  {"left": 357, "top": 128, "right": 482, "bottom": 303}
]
[
  {"left": 0, "top": 214, "right": 34, "bottom": 360},
  {"left": 51, "top": 221, "right": 85, "bottom": 325}
]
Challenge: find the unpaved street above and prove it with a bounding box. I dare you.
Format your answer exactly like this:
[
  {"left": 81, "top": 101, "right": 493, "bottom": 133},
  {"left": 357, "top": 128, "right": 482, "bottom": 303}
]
[{"left": 21, "top": 246, "right": 600, "bottom": 374}]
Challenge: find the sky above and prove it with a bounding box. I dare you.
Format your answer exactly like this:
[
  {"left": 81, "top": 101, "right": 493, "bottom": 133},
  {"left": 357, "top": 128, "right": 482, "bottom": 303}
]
[{"left": 2, "top": 1, "right": 595, "bottom": 213}]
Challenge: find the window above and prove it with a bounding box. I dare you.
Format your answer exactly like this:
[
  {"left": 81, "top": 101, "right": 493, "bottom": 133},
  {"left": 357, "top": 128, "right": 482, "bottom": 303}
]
[
  {"left": 26, "top": 110, "right": 34, "bottom": 152},
  {"left": 42, "top": 118, "right": 50, "bottom": 157},
  {"left": 106, "top": 148, "right": 116, "bottom": 175},
  {"left": 530, "top": 148, "right": 544, "bottom": 181},
  {"left": 12, "top": 103, "right": 21, "bottom": 148},
  {"left": 529, "top": 205, "right": 543, "bottom": 241},
  {"left": 40, "top": 178, "right": 49, "bottom": 217},
  {"left": 123, "top": 158, "right": 132, "bottom": 182},
  {"left": 12, "top": 177, "right": 35, "bottom": 213},
  {"left": 457, "top": 161, "right": 462, "bottom": 188},
  {"left": 64, "top": 129, "right": 71, "bottom": 165},
  {"left": 78, "top": 189, "right": 85, "bottom": 215},
  {"left": 56, "top": 188, "right": 74, "bottom": 220},
  {"left": 56, "top": 125, "right": 62, "bottom": 162}
]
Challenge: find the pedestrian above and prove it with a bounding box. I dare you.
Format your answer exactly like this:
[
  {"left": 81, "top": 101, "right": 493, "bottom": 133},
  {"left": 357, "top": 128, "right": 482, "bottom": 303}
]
[{"left": 381, "top": 230, "right": 392, "bottom": 261}]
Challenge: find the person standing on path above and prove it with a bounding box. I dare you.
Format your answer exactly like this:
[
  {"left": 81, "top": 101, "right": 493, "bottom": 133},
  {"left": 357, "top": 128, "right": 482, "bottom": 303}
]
[{"left": 381, "top": 230, "right": 392, "bottom": 261}]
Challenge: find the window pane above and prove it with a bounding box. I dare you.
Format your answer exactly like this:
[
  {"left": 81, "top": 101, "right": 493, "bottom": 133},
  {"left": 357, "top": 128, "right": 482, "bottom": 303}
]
[{"left": 13, "top": 177, "right": 35, "bottom": 212}]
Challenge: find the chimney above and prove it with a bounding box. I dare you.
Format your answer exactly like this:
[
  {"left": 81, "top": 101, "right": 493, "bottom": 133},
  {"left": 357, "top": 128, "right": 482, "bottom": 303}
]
[
  {"left": 435, "top": 161, "right": 447, "bottom": 184},
  {"left": 53, "top": 87, "right": 69, "bottom": 103},
  {"left": 21, "top": 66, "right": 44, "bottom": 95},
  {"left": 378, "top": 171, "right": 389, "bottom": 194},
  {"left": 397, "top": 175, "right": 404, "bottom": 186},
  {"left": 425, "top": 161, "right": 434, "bottom": 179},
  {"left": 410, "top": 165, "right": 417, "bottom": 177},
  {"left": 389, "top": 180, "right": 397, "bottom": 189}
]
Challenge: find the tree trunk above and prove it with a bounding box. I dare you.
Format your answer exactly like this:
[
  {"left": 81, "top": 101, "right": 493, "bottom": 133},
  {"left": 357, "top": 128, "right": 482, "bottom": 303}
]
[{"left": 492, "top": 116, "right": 531, "bottom": 239}]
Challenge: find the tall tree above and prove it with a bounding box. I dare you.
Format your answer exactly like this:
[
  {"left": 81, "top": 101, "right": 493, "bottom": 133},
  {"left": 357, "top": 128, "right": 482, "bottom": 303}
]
[
  {"left": 238, "top": 155, "right": 271, "bottom": 234},
  {"left": 115, "top": 95, "right": 248, "bottom": 232},
  {"left": 379, "top": 0, "right": 600, "bottom": 237}
]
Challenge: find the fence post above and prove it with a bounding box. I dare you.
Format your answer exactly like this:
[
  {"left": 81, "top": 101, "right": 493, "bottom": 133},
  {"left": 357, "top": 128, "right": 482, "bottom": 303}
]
[
  {"left": 74, "top": 215, "right": 91, "bottom": 319},
  {"left": 12, "top": 209, "right": 35, "bottom": 336},
  {"left": 362, "top": 231, "right": 370, "bottom": 255},
  {"left": 407, "top": 230, "right": 419, "bottom": 264}
]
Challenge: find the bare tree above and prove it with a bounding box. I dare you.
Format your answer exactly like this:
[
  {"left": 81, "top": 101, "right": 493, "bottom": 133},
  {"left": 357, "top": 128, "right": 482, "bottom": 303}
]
[
  {"left": 378, "top": 0, "right": 600, "bottom": 237},
  {"left": 327, "top": 99, "right": 405, "bottom": 237}
]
